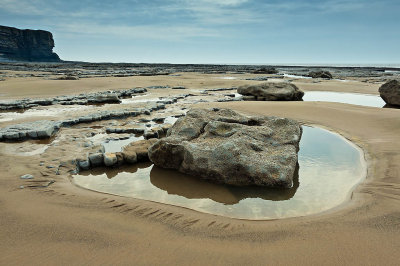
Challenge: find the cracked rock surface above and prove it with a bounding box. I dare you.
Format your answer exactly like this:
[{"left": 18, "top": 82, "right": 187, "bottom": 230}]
[{"left": 149, "top": 108, "right": 302, "bottom": 187}]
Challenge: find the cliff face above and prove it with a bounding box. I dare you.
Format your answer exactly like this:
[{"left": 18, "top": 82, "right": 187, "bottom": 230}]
[{"left": 0, "top": 25, "right": 60, "bottom": 62}]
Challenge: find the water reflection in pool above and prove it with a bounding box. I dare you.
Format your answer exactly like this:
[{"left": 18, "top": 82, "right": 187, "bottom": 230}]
[
  {"left": 73, "top": 126, "right": 366, "bottom": 219},
  {"left": 304, "top": 91, "right": 385, "bottom": 107}
]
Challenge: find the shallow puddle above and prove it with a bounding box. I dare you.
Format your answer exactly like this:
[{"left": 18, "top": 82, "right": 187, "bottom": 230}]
[
  {"left": 0, "top": 136, "right": 58, "bottom": 156},
  {"left": 303, "top": 91, "right": 385, "bottom": 107},
  {"left": 216, "top": 77, "right": 238, "bottom": 80},
  {"left": 73, "top": 126, "right": 366, "bottom": 220},
  {"left": 102, "top": 134, "right": 144, "bottom": 153},
  {"left": 283, "top": 74, "right": 312, "bottom": 79}
]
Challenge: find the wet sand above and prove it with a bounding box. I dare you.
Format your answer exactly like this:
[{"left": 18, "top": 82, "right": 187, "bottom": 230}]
[
  {"left": 0, "top": 73, "right": 399, "bottom": 265},
  {"left": 0, "top": 72, "right": 381, "bottom": 99}
]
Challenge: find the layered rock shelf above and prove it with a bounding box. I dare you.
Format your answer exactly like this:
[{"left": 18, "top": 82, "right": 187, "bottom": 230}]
[
  {"left": 0, "top": 97, "right": 179, "bottom": 141},
  {"left": 0, "top": 87, "right": 147, "bottom": 111}
]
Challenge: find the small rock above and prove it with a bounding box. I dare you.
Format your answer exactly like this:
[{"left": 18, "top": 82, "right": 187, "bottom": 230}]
[
  {"left": 104, "top": 153, "right": 118, "bottom": 166},
  {"left": 20, "top": 174, "right": 34, "bottom": 179},
  {"left": 88, "top": 153, "right": 104, "bottom": 167},
  {"left": 78, "top": 160, "right": 90, "bottom": 170}
]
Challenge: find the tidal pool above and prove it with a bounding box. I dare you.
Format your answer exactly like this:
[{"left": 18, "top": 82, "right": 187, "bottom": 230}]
[
  {"left": 73, "top": 126, "right": 366, "bottom": 220},
  {"left": 304, "top": 91, "right": 385, "bottom": 108}
]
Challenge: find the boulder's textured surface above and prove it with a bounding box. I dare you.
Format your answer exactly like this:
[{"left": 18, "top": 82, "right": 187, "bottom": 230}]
[
  {"left": 0, "top": 25, "right": 60, "bottom": 62},
  {"left": 148, "top": 108, "right": 302, "bottom": 188},
  {"left": 237, "top": 82, "right": 304, "bottom": 101},
  {"left": 379, "top": 80, "right": 400, "bottom": 106},
  {"left": 308, "top": 71, "right": 333, "bottom": 79}
]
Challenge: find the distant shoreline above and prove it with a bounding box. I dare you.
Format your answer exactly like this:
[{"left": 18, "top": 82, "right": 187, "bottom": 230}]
[{"left": 0, "top": 60, "right": 399, "bottom": 70}]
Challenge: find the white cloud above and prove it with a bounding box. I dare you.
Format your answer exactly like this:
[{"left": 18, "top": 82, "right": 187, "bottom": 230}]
[
  {"left": 193, "top": 0, "right": 249, "bottom": 6},
  {"left": 56, "top": 23, "right": 220, "bottom": 40}
]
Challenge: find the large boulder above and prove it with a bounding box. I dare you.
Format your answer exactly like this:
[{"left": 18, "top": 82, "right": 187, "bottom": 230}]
[
  {"left": 148, "top": 108, "right": 302, "bottom": 188},
  {"left": 379, "top": 80, "right": 400, "bottom": 106},
  {"left": 308, "top": 71, "right": 333, "bottom": 79},
  {"left": 237, "top": 82, "right": 304, "bottom": 101}
]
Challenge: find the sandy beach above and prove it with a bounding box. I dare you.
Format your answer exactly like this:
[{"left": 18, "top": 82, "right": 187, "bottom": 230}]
[{"left": 0, "top": 71, "right": 399, "bottom": 265}]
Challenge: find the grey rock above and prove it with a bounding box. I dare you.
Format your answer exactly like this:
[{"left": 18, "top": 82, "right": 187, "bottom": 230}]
[
  {"left": 20, "top": 174, "right": 34, "bottom": 179},
  {"left": 237, "top": 82, "right": 304, "bottom": 101},
  {"left": 148, "top": 108, "right": 302, "bottom": 188},
  {"left": 379, "top": 80, "right": 400, "bottom": 106},
  {"left": 88, "top": 153, "right": 104, "bottom": 167},
  {"left": 0, "top": 120, "right": 57, "bottom": 141},
  {"left": 78, "top": 160, "right": 90, "bottom": 170}
]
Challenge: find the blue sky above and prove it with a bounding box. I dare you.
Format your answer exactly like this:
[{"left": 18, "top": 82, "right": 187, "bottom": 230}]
[{"left": 0, "top": 0, "right": 399, "bottom": 64}]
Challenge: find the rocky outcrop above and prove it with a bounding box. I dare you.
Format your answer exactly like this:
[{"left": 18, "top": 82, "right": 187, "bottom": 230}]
[
  {"left": 0, "top": 25, "right": 60, "bottom": 62},
  {"left": 0, "top": 88, "right": 147, "bottom": 111},
  {"left": 379, "top": 80, "right": 400, "bottom": 106},
  {"left": 148, "top": 108, "right": 302, "bottom": 188},
  {"left": 237, "top": 82, "right": 304, "bottom": 101},
  {"left": 308, "top": 71, "right": 333, "bottom": 79},
  {"left": 253, "top": 67, "right": 278, "bottom": 74},
  {"left": 0, "top": 120, "right": 58, "bottom": 140}
]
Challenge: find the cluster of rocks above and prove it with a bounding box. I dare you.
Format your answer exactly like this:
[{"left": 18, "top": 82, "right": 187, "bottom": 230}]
[
  {"left": 148, "top": 108, "right": 302, "bottom": 188},
  {"left": 0, "top": 87, "right": 147, "bottom": 111},
  {"left": 143, "top": 124, "right": 172, "bottom": 139},
  {"left": 77, "top": 139, "right": 158, "bottom": 170},
  {"left": 252, "top": 67, "right": 279, "bottom": 74},
  {"left": 379, "top": 80, "right": 400, "bottom": 106},
  {"left": 0, "top": 99, "right": 177, "bottom": 141},
  {"left": 237, "top": 82, "right": 304, "bottom": 101},
  {"left": 308, "top": 71, "right": 333, "bottom": 79},
  {"left": 106, "top": 122, "right": 172, "bottom": 140}
]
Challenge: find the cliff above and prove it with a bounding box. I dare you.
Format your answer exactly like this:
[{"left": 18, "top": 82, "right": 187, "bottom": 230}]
[{"left": 0, "top": 25, "right": 60, "bottom": 62}]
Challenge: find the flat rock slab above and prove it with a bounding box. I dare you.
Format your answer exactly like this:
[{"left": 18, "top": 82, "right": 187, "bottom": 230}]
[
  {"left": 237, "top": 82, "right": 304, "bottom": 101},
  {"left": 0, "top": 120, "right": 59, "bottom": 140},
  {"left": 149, "top": 108, "right": 302, "bottom": 188}
]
